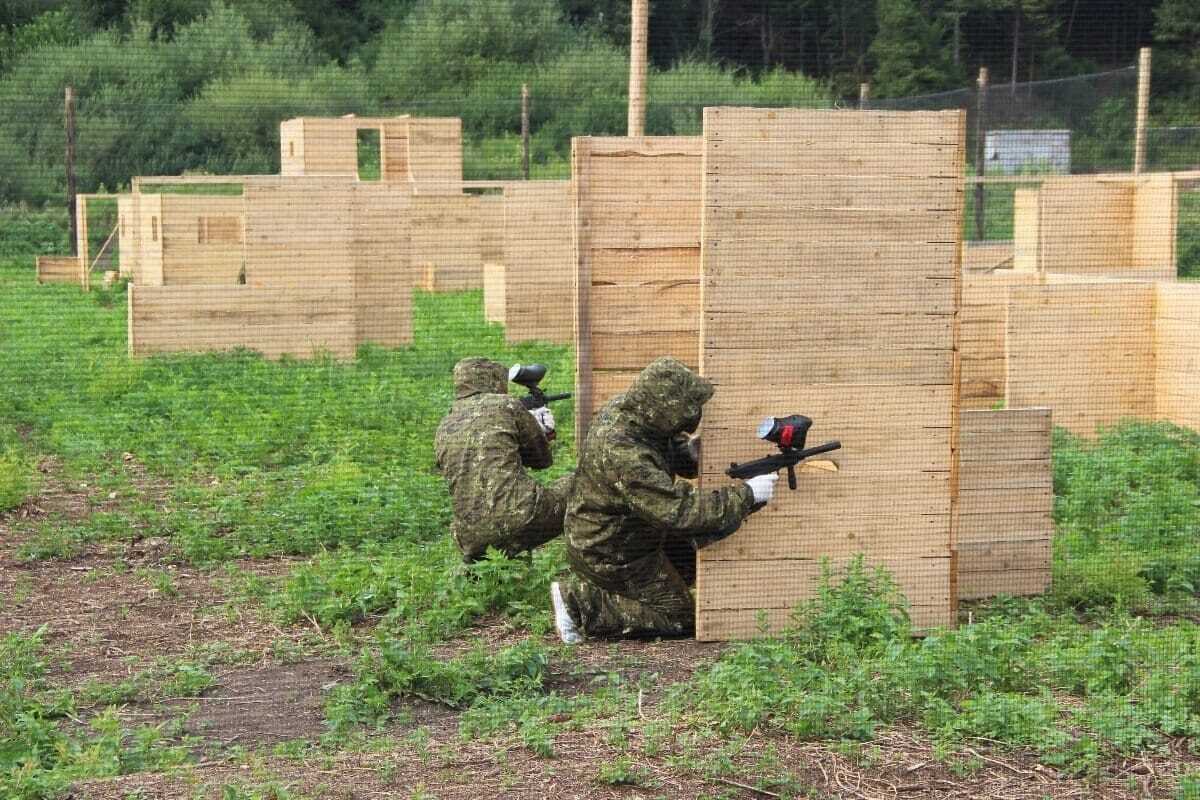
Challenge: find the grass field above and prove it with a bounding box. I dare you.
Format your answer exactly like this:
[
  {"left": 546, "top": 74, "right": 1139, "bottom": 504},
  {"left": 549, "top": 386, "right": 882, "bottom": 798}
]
[{"left": 3, "top": 216, "right": 1200, "bottom": 799}]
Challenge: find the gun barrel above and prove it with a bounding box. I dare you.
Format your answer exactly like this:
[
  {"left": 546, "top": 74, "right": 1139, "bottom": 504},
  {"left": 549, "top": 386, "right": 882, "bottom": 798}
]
[
  {"left": 724, "top": 440, "right": 841, "bottom": 481},
  {"left": 542, "top": 392, "right": 572, "bottom": 403}
]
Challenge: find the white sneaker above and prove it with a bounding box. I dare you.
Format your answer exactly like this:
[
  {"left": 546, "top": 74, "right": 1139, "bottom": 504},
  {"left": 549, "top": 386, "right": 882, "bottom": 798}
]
[{"left": 550, "top": 582, "right": 582, "bottom": 645}]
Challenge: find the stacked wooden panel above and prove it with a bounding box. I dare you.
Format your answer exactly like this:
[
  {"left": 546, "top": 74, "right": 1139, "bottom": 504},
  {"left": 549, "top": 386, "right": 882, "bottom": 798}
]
[
  {"left": 572, "top": 136, "right": 702, "bottom": 437},
  {"left": 156, "top": 195, "right": 245, "bottom": 285},
  {"left": 958, "top": 409, "right": 1053, "bottom": 600},
  {"left": 695, "top": 108, "right": 966, "bottom": 639},
  {"left": 961, "top": 272, "right": 1042, "bottom": 409},
  {"left": 1156, "top": 283, "right": 1200, "bottom": 430},
  {"left": 483, "top": 262, "right": 506, "bottom": 324},
  {"left": 503, "top": 181, "right": 572, "bottom": 344},
  {"left": 352, "top": 183, "right": 413, "bottom": 348},
  {"left": 1006, "top": 283, "right": 1156, "bottom": 436},
  {"left": 244, "top": 177, "right": 356, "bottom": 288}
]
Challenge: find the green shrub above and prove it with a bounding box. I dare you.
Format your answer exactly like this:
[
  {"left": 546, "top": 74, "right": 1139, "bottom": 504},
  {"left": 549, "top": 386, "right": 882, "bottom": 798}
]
[{"left": 0, "top": 453, "right": 35, "bottom": 512}]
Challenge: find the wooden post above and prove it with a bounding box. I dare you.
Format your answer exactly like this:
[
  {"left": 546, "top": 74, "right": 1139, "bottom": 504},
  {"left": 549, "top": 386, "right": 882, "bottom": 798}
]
[
  {"left": 628, "top": 0, "right": 648, "bottom": 137},
  {"left": 521, "top": 83, "right": 531, "bottom": 180},
  {"left": 974, "top": 67, "right": 989, "bottom": 242},
  {"left": 65, "top": 86, "right": 77, "bottom": 257},
  {"left": 1134, "top": 47, "right": 1152, "bottom": 175},
  {"left": 858, "top": 82, "right": 870, "bottom": 110}
]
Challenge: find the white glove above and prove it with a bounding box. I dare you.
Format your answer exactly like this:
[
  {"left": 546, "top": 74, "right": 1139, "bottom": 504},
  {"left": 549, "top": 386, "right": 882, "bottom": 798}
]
[
  {"left": 745, "top": 473, "right": 779, "bottom": 505},
  {"left": 530, "top": 406, "right": 555, "bottom": 435}
]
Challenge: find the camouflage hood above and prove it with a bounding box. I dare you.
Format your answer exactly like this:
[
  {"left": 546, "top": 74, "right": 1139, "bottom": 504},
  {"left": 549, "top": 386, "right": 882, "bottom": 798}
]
[
  {"left": 617, "top": 357, "right": 713, "bottom": 438},
  {"left": 453, "top": 358, "right": 508, "bottom": 399}
]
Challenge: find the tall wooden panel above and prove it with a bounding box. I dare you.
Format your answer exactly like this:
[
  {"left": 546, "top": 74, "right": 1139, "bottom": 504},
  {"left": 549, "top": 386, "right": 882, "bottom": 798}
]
[
  {"left": 352, "top": 183, "right": 413, "bottom": 348},
  {"left": 117, "top": 194, "right": 137, "bottom": 278},
  {"left": 1131, "top": 174, "right": 1178, "bottom": 276},
  {"left": 1038, "top": 177, "right": 1134, "bottom": 275},
  {"left": 1006, "top": 283, "right": 1156, "bottom": 436},
  {"left": 159, "top": 195, "right": 245, "bottom": 285},
  {"left": 961, "top": 272, "right": 1042, "bottom": 409},
  {"left": 572, "top": 136, "right": 702, "bottom": 441},
  {"left": 958, "top": 409, "right": 1053, "bottom": 600},
  {"left": 503, "top": 181, "right": 572, "bottom": 344},
  {"left": 695, "top": 109, "right": 966, "bottom": 639},
  {"left": 243, "top": 177, "right": 357, "bottom": 288}
]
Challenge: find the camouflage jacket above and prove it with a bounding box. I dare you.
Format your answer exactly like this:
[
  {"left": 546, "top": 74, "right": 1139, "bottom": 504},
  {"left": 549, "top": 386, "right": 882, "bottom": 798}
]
[
  {"left": 435, "top": 358, "right": 553, "bottom": 539},
  {"left": 564, "top": 357, "right": 756, "bottom": 587}
]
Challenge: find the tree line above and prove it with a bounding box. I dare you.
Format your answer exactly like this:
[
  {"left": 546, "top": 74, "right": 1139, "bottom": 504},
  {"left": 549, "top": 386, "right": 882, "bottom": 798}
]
[{"left": 0, "top": 0, "right": 1196, "bottom": 204}]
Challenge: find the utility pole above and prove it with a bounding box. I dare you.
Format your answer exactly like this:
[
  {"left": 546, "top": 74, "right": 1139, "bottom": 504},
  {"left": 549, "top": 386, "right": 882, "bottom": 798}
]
[
  {"left": 65, "top": 86, "right": 77, "bottom": 257},
  {"left": 628, "top": 0, "right": 648, "bottom": 137},
  {"left": 1134, "top": 47, "right": 1151, "bottom": 175},
  {"left": 521, "top": 83, "right": 531, "bottom": 180},
  {"left": 974, "top": 67, "right": 989, "bottom": 242},
  {"left": 858, "top": 83, "right": 870, "bottom": 110}
]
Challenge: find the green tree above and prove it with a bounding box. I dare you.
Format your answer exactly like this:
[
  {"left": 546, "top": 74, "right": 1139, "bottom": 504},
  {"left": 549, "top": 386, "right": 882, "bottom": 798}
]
[
  {"left": 869, "top": 0, "right": 956, "bottom": 96},
  {"left": 1154, "top": 0, "right": 1200, "bottom": 110}
]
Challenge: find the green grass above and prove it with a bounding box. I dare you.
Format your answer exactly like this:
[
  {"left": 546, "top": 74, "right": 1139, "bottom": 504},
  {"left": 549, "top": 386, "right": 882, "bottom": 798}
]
[{"left": 3, "top": 229, "right": 1200, "bottom": 794}]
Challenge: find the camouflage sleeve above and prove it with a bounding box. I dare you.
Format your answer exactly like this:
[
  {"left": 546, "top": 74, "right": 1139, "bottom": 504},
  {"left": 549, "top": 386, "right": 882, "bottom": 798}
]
[
  {"left": 611, "top": 446, "right": 754, "bottom": 539},
  {"left": 506, "top": 398, "right": 553, "bottom": 470}
]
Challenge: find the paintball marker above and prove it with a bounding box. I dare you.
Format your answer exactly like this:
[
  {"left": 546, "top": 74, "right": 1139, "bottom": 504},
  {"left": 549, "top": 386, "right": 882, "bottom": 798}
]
[
  {"left": 509, "top": 364, "right": 573, "bottom": 411},
  {"left": 726, "top": 414, "right": 842, "bottom": 491}
]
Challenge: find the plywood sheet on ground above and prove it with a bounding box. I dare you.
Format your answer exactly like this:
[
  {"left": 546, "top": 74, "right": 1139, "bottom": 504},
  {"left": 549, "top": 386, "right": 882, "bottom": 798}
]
[
  {"left": 573, "top": 137, "right": 702, "bottom": 442},
  {"left": 957, "top": 408, "right": 1052, "bottom": 601},
  {"left": 504, "top": 181, "right": 572, "bottom": 344},
  {"left": 695, "top": 108, "right": 966, "bottom": 640},
  {"left": 1006, "top": 283, "right": 1156, "bottom": 436}
]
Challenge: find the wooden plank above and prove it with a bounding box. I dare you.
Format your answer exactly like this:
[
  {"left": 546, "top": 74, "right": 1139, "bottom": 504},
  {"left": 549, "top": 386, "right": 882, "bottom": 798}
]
[
  {"left": 958, "top": 511, "right": 1053, "bottom": 545},
  {"left": 483, "top": 262, "right": 506, "bottom": 324},
  {"left": 159, "top": 195, "right": 244, "bottom": 285},
  {"left": 1155, "top": 283, "right": 1200, "bottom": 430},
  {"left": 1012, "top": 189, "right": 1041, "bottom": 272},
  {"left": 1131, "top": 174, "right": 1178, "bottom": 275},
  {"left": 35, "top": 255, "right": 82, "bottom": 285},
  {"left": 504, "top": 181, "right": 573, "bottom": 344},
  {"left": 590, "top": 247, "right": 698, "bottom": 284}
]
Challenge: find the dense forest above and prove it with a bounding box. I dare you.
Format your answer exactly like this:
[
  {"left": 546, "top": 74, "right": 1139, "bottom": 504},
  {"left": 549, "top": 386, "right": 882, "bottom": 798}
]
[{"left": 0, "top": 0, "right": 1197, "bottom": 202}]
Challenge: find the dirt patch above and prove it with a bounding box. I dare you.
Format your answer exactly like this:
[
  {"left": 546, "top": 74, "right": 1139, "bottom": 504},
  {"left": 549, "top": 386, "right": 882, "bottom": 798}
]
[
  {"left": 0, "top": 555, "right": 313, "bottom": 687},
  {"left": 172, "top": 660, "right": 347, "bottom": 748}
]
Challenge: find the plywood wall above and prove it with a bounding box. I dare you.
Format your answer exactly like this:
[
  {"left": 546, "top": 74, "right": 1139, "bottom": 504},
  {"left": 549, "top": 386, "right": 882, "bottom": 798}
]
[
  {"left": 407, "top": 118, "right": 463, "bottom": 194},
  {"left": 572, "top": 136, "right": 702, "bottom": 439},
  {"left": 958, "top": 409, "right": 1053, "bottom": 601},
  {"left": 129, "top": 285, "right": 357, "bottom": 359},
  {"left": 695, "top": 108, "right": 966, "bottom": 640},
  {"left": 961, "top": 272, "right": 1042, "bottom": 409},
  {"left": 244, "top": 177, "right": 357, "bottom": 288},
  {"left": 1156, "top": 282, "right": 1200, "bottom": 431},
  {"left": 1006, "top": 283, "right": 1156, "bottom": 436},
  {"left": 158, "top": 195, "right": 245, "bottom": 285},
  {"left": 413, "top": 194, "right": 482, "bottom": 291},
  {"left": 351, "top": 182, "right": 413, "bottom": 348},
  {"left": 503, "top": 181, "right": 572, "bottom": 344},
  {"left": 138, "top": 193, "right": 164, "bottom": 287},
  {"left": 1021, "top": 175, "right": 1178, "bottom": 279},
  {"left": 117, "top": 194, "right": 137, "bottom": 278},
  {"left": 36, "top": 256, "right": 81, "bottom": 284}
]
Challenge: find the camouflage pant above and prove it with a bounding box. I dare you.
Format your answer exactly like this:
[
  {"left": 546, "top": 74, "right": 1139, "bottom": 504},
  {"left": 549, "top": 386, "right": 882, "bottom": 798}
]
[
  {"left": 561, "top": 549, "right": 694, "bottom": 638},
  {"left": 454, "top": 474, "right": 573, "bottom": 562}
]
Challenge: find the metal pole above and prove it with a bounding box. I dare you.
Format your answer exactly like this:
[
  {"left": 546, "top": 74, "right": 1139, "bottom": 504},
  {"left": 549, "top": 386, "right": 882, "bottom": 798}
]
[
  {"left": 628, "top": 0, "right": 648, "bottom": 137},
  {"left": 65, "top": 86, "right": 77, "bottom": 257},
  {"left": 974, "top": 67, "right": 989, "bottom": 242},
  {"left": 521, "top": 83, "right": 531, "bottom": 180},
  {"left": 1134, "top": 47, "right": 1151, "bottom": 175},
  {"left": 858, "top": 82, "right": 870, "bottom": 111}
]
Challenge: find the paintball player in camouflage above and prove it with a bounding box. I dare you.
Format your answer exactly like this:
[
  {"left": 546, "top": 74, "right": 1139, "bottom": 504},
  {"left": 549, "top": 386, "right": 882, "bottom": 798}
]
[
  {"left": 435, "top": 357, "right": 573, "bottom": 563},
  {"left": 549, "top": 357, "right": 778, "bottom": 643}
]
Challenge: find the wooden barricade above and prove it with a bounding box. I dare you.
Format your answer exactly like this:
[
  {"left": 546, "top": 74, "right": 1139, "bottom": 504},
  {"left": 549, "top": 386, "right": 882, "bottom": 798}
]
[
  {"left": 483, "top": 262, "right": 506, "bottom": 324},
  {"left": 1156, "top": 282, "right": 1200, "bottom": 431},
  {"left": 35, "top": 256, "right": 82, "bottom": 285},
  {"left": 503, "top": 181, "right": 572, "bottom": 344},
  {"left": 413, "top": 194, "right": 482, "bottom": 291},
  {"left": 961, "top": 272, "right": 1042, "bottom": 409},
  {"left": 1006, "top": 283, "right": 1156, "bottom": 436},
  {"left": 572, "top": 136, "right": 702, "bottom": 439},
  {"left": 694, "top": 108, "right": 966, "bottom": 639},
  {"left": 957, "top": 409, "right": 1053, "bottom": 600}
]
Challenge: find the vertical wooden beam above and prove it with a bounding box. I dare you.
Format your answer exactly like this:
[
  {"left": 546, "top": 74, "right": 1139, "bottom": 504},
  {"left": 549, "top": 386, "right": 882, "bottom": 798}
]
[
  {"left": 65, "top": 86, "right": 77, "bottom": 258},
  {"left": 858, "top": 82, "right": 870, "bottom": 110},
  {"left": 521, "top": 84, "right": 531, "bottom": 180},
  {"left": 571, "top": 139, "right": 594, "bottom": 449},
  {"left": 1134, "top": 46, "right": 1152, "bottom": 175},
  {"left": 974, "top": 67, "right": 989, "bottom": 242},
  {"left": 628, "top": 0, "right": 648, "bottom": 137}
]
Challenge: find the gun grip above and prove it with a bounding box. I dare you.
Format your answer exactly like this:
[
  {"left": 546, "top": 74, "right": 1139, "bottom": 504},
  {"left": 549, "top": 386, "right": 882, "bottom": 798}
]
[{"left": 786, "top": 464, "right": 797, "bottom": 491}]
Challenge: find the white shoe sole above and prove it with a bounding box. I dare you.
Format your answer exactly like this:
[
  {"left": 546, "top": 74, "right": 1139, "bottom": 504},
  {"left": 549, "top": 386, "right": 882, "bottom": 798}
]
[{"left": 550, "top": 582, "right": 581, "bottom": 645}]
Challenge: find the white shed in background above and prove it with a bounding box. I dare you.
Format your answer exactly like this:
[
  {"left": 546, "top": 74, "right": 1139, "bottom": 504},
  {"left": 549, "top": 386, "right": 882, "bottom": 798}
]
[{"left": 985, "top": 130, "right": 1071, "bottom": 174}]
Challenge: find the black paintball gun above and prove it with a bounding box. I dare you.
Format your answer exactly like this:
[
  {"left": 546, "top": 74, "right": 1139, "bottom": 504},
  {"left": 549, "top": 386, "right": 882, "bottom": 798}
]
[
  {"left": 508, "top": 363, "right": 573, "bottom": 411},
  {"left": 726, "top": 414, "right": 842, "bottom": 491}
]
